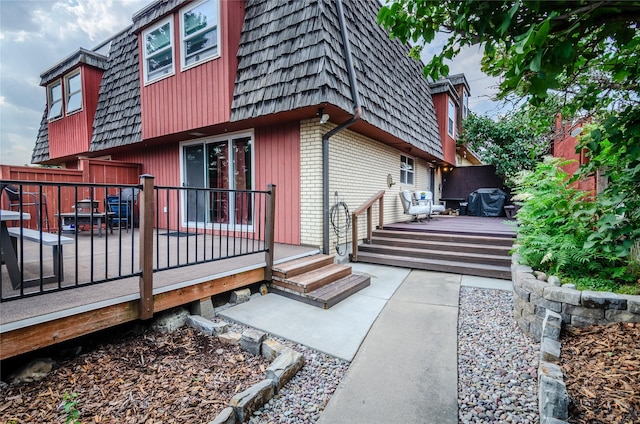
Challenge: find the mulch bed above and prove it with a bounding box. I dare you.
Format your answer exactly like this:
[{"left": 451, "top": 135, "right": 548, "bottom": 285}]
[
  {"left": 0, "top": 326, "right": 270, "bottom": 423},
  {"left": 561, "top": 322, "right": 640, "bottom": 424}
]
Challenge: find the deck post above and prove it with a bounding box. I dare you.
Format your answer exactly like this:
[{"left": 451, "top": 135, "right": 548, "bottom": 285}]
[
  {"left": 366, "top": 206, "right": 372, "bottom": 243},
  {"left": 138, "top": 174, "right": 154, "bottom": 320},
  {"left": 351, "top": 214, "right": 359, "bottom": 261},
  {"left": 378, "top": 195, "right": 384, "bottom": 229},
  {"left": 264, "top": 184, "right": 276, "bottom": 281}
]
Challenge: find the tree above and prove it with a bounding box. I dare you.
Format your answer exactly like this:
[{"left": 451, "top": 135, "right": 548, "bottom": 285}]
[
  {"left": 458, "top": 112, "right": 548, "bottom": 187},
  {"left": 378, "top": 0, "right": 640, "bottom": 259}
]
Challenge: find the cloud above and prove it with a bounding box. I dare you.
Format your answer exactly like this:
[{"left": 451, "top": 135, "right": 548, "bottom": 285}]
[{"left": 0, "top": 0, "right": 147, "bottom": 166}]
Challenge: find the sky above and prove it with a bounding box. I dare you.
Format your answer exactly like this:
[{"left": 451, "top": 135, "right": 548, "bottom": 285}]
[{"left": 0, "top": 0, "right": 502, "bottom": 167}]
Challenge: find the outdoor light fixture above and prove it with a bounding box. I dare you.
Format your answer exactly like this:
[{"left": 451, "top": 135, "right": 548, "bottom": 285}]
[{"left": 318, "top": 107, "right": 330, "bottom": 124}]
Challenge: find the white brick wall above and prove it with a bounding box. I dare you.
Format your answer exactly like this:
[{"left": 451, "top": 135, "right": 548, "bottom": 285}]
[{"left": 299, "top": 119, "right": 443, "bottom": 254}]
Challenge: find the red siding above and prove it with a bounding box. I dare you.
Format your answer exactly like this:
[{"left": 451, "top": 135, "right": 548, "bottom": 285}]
[
  {"left": 140, "top": 0, "right": 245, "bottom": 139},
  {"left": 255, "top": 122, "right": 301, "bottom": 245},
  {"left": 48, "top": 66, "right": 102, "bottom": 159},
  {"left": 432, "top": 93, "right": 457, "bottom": 165},
  {"left": 553, "top": 116, "right": 596, "bottom": 193}
]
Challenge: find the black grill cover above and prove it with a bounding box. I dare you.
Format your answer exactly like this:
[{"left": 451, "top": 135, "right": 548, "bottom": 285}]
[{"left": 467, "top": 188, "right": 507, "bottom": 217}]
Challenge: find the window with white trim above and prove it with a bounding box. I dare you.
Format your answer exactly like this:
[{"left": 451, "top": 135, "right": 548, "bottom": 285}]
[
  {"left": 448, "top": 97, "right": 456, "bottom": 137},
  {"left": 462, "top": 90, "right": 469, "bottom": 119},
  {"left": 47, "top": 80, "right": 63, "bottom": 120},
  {"left": 180, "top": 0, "right": 219, "bottom": 69},
  {"left": 65, "top": 71, "right": 82, "bottom": 114},
  {"left": 143, "top": 17, "right": 174, "bottom": 84},
  {"left": 400, "top": 155, "right": 414, "bottom": 185}
]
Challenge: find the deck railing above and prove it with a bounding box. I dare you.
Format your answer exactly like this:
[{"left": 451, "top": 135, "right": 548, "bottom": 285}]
[
  {"left": 0, "top": 177, "right": 275, "bottom": 305},
  {"left": 350, "top": 190, "right": 385, "bottom": 262}
]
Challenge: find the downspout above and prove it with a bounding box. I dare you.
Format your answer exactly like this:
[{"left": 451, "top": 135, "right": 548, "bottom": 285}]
[{"left": 322, "top": 0, "right": 362, "bottom": 254}]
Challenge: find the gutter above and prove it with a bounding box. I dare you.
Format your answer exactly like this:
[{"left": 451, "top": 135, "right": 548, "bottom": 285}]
[{"left": 322, "top": 0, "right": 362, "bottom": 254}]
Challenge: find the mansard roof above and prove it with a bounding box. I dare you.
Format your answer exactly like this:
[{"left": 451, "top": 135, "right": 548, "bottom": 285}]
[
  {"left": 232, "top": 0, "right": 441, "bottom": 156},
  {"left": 33, "top": 0, "right": 443, "bottom": 163}
]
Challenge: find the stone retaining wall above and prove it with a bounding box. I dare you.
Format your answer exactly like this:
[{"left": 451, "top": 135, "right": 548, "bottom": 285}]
[
  {"left": 511, "top": 258, "right": 640, "bottom": 341},
  {"left": 512, "top": 256, "right": 640, "bottom": 423}
]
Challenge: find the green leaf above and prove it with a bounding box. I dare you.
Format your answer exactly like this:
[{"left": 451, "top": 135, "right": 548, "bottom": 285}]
[{"left": 529, "top": 49, "right": 543, "bottom": 72}]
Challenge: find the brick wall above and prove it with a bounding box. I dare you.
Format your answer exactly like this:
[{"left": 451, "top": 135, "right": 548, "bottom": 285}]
[{"left": 300, "top": 119, "right": 437, "bottom": 254}]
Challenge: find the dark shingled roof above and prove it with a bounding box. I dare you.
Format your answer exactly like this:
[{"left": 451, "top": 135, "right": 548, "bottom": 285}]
[
  {"left": 89, "top": 27, "right": 142, "bottom": 152},
  {"left": 447, "top": 73, "right": 470, "bottom": 94},
  {"left": 31, "top": 110, "right": 50, "bottom": 163},
  {"left": 232, "top": 0, "right": 442, "bottom": 157},
  {"left": 39, "top": 48, "right": 108, "bottom": 86},
  {"left": 131, "top": 0, "right": 187, "bottom": 33}
]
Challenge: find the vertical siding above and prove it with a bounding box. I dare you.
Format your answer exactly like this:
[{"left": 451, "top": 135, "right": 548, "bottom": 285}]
[
  {"left": 140, "top": 1, "right": 245, "bottom": 139},
  {"left": 255, "top": 122, "right": 301, "bottom": 245},
  {"left": 432, "top": 93, "right": 457, "bottom": 166},
  {"left": 48, "top": 66, "right": 103, "bottom": 159}
]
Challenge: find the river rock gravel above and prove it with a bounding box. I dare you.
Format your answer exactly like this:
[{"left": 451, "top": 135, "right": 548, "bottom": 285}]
[{"left": 458, "top": 287, "right": 540, "bottom": 424}]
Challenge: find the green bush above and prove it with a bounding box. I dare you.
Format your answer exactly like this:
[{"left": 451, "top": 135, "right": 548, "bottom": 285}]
[{"left": 513, "top": 157, "right": 638, "bottom": 293}]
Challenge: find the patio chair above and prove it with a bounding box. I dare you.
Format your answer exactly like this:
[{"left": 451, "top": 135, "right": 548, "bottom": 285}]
[
  {"left": 423, "top": 191, "right": 446, "bottom": 218},
  {"left": 399, "top": 190, "right": 431, "bottom": 222},
  {"left": 106, "top": 195, "right": 132, "bottom": 232},
  {"left": 2, "top": 184, "right": 50, "bottom": 232}
]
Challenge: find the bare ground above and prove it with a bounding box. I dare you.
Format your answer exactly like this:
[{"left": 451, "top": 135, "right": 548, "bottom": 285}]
[
  {"left": 0, "top": 325, "right": 270, "bottom": 423},
  {"left": 561, "top": 322, "right": 640, "bottom": 424}
]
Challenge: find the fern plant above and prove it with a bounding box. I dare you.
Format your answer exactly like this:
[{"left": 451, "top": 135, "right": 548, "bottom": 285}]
[{"left": 513, "top": 157, "right": 633, "bottom": 287}]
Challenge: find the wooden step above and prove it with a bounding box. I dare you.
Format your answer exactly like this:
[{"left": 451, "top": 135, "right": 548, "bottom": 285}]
[
  {"left": 272, "top": 254, "right": 335, "bottom": 279},
  {"left": 359, "top": 244, "right": 511, "bottom": 267},
  {"left": 355, "top": 251, "right": 512, "bottom": 280},
  {"left": 270, "top": 274, "right": 371, "bottom": 309},
  {"left": 271, "top": 263, "right": 352, "bottom": 293},
  {"left": 370, "top": 236, "right": 512, "bottom": 256},
  {"left": 373, "top": 229, "right": 515, "bottom": 247}
]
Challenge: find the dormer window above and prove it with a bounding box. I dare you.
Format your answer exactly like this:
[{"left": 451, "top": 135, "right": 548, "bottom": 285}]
[
  {"left": 65, "top": 71, "right": 82, "bottom": 114},
  {"left": 47, "top": 80, "right": 63, "bottom": 120},
  {"left": 448, "top": 97, "right": 456, "bottom": 137},
  {"left": 180, "top": 0, "right": 220, "bottom": 69},
  {"left": 143, "top": 17, "right": 174, "bottom": 84}
]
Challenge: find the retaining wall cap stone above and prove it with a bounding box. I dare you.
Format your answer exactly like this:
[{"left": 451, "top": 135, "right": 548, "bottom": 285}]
[
  {"left": 581, "top": 291, "right": 627, "bottom": 310},
  {"left": 543, "top": 286, "right": 582, "bottom": 306}
]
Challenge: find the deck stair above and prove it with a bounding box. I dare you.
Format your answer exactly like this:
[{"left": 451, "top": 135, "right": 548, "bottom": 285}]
[
  {"left": 355, "top": 229, "right": 514, "bottom": 280},
  {"left": 270, "top": 254, "right": 370, "bottom": 309}
]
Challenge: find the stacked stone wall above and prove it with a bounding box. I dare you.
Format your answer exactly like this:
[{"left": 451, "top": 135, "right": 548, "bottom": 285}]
[{"left": 511, "top": 258, "right": 640, "bottom": 341}]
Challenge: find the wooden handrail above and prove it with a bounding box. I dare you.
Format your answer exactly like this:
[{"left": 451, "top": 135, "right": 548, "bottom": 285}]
[{"left": 350, "top": 190, "right": 385, "bottom": 262}]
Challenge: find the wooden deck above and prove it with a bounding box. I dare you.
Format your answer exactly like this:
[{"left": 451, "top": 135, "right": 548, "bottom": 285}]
[
  {"left": 0, "top": 230, "right": 318, "bottom": 359},
  {"left": 384, "top": 215, "right": 517, "bottom": 238}
]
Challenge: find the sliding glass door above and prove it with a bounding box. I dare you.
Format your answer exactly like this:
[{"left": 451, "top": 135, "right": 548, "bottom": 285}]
[{"left": 182, "top": 132, "right": 253, "bottom": 228}]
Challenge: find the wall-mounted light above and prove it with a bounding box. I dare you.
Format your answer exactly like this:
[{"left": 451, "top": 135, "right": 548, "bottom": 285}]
[{"left": 318, "top": 107, "right": 330, "bottom": 124}]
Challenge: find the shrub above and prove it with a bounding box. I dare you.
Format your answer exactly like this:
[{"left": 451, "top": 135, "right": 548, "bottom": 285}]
[{"left": 513, "top": 157, "right": 636, "bottom": 292}]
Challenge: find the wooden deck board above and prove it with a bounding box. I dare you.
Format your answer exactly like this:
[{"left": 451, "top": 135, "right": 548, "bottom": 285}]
[{"left": 385, "top": 215, "right": 516, "bottom": 238}]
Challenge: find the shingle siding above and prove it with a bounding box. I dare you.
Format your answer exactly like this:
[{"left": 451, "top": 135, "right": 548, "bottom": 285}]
[
  {"left": 232, "top": 0, "right": 442, "bottom": 158},
  {"left": 90, "top": 27, "right": 142, "bottom": 151},
  {"left": 31, "top": 111, "right": 50, "bottom": 163}
]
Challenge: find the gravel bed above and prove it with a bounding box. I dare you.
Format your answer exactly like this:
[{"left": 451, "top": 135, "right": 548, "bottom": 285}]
[
  {"left": 225, "top": 322, "right": 349, "bottom": 424},
  {"left": 458, "top": 287, "right": 540, "bottom": 423}
]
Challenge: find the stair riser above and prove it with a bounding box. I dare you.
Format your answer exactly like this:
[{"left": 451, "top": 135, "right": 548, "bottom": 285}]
[
  {"left": 370, "top": 238, "right": 512, "bottom": 256},
  {"left": 357, "top": 255, "right": 511, "bottom": 280},
  {"left": 269, "top": 275, "right": 371, "bottom": 309},
  {"left": 373, "top": 230, "right": 514, "bottom": 247},
  {"left": 273, "top": 267, "right": 352, "bottom": 293},
  {"left": 359, "top": 245, "right": 511, "bottom": 267}
]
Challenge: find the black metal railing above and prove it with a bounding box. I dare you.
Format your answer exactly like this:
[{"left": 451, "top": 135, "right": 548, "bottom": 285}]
[{"left": 1, "top": 179, "right": 274, "bottom": 302}]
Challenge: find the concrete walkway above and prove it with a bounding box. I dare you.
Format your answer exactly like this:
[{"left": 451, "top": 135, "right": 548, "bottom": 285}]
[{"left": 219, "top": 264, "right": 512, "bottom": 424}]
